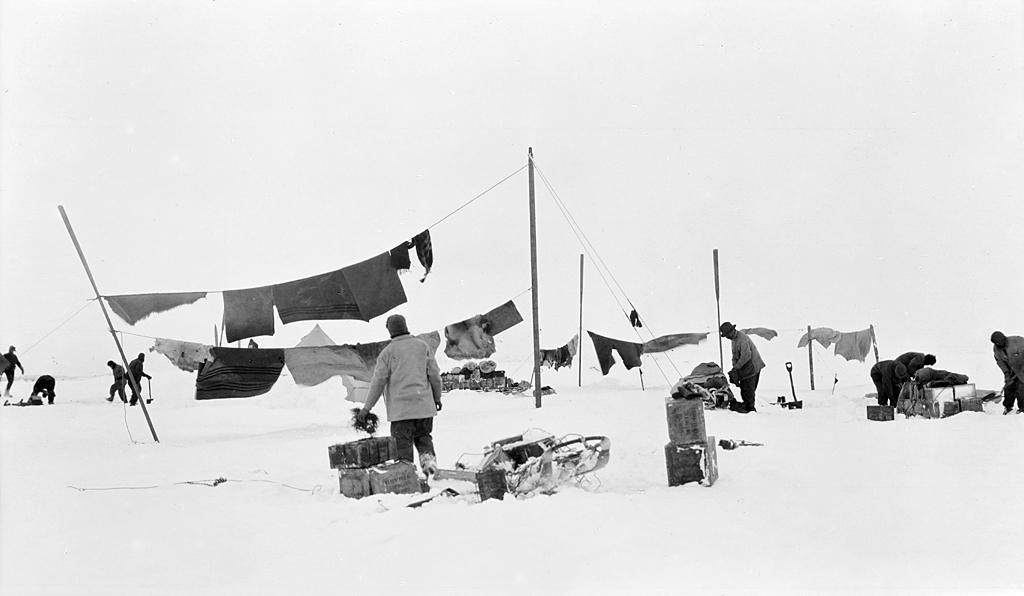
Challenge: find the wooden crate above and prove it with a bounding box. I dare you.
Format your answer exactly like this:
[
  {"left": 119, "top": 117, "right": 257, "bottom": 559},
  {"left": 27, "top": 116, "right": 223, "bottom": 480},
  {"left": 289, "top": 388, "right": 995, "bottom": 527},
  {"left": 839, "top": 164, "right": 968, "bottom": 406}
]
[
  {"left": 866, "top": 405, "right": 894, "bottom": 421},
  {"left": 665, "top": 396, "right": 707, "bottom": 445},
  {"left": 338, "top": 468, "right": 372, "bottom": 499},
  {"left": 328, "top": 437, "right": 397, "bottom": 470},
  {"left": 958, "top": 397, "right": 984, "bottom": 413},
  {"left": 940, "top": 401, "right": 961, "bottom": 418},
  {"left": 368, "top": 461, "right": 421, "bottom": 495},
  {"left": 665, "top": 436, "right": 718, "bottom": 488}
]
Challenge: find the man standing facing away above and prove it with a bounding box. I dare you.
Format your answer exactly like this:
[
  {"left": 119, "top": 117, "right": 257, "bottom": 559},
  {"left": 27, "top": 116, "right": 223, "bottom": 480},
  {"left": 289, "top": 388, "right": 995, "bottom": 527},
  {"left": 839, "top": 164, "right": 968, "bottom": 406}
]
[
  {"left": 106, "top": 360, "right": 128, "bottom": 403},
  {"left": 3, "top": 345, "right": 24, "bottom": 398},
  {"left": 720, "top": 322, "right": 765, "bottom": 413},
  {"left": 357, "top": 315, "right": 443, "bottom": 476},
  {"left": 992, "top": 331, "right": 1024, "bottom": 415},
  {"left": 127, "top": 353, "right": 153, "bottom": 406}
]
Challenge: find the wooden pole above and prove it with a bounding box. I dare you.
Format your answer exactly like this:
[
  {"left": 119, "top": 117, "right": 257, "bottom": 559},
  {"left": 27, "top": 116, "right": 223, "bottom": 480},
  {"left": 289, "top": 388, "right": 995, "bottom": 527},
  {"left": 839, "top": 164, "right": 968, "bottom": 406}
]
[
  {"left": 807, "top": 324, "right": 815, "bottom": 390},
  {"left": 578, "top": 253, "right": 584, "bottom": 388},
  {"left": 869, "top": 324, "right": 880, "bottom": 364},
  {"left": 713, "top": 249, "right": 723, "bottom": 371},
  {"left": 528, "top": 148, "right": 543, "bottom": 408},
  {"left": 639, "top": 368, "right": 645, "bottom": 391},
  {"left": 58, "top": 205, "right": 160, "bottom": 442}
]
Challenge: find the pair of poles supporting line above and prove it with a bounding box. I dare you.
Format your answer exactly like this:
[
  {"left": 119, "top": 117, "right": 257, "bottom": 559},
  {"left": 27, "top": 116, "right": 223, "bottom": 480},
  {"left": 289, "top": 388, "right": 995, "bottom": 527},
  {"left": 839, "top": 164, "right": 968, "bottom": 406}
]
[{"left": 58, "top": 206, "right": 160, "bottom": 442}]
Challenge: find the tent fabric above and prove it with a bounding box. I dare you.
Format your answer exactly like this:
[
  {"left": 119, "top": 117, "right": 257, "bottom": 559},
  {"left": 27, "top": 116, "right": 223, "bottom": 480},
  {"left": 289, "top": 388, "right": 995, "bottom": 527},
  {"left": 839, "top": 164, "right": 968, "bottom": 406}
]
[
  {"left": 294, "top": 324, "right": 336, "bottom": 347},
  {"left": 105, "top": 292, "right": 208, "bottom": 325},
  {"left": 223, "top": 285, "right": 275, "bottom": 343}
]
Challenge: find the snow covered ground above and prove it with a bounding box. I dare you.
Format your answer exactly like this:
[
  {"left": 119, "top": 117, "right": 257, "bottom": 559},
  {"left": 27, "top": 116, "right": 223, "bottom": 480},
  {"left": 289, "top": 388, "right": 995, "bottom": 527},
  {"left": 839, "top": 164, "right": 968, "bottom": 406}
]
[{"left": 3, "top": 367, "right": 1023, "bottom": 596}]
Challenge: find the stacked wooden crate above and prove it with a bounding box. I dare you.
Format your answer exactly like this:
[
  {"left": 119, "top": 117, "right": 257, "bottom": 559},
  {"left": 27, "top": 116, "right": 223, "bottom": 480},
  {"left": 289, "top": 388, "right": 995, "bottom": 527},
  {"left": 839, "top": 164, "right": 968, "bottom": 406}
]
[
  {"left": 664, "top": 396, "right": 718, "bottom": 487},
  {"left": 866, "top": 405, "right": 895, "bottom": 421},
  {"left": 328, "top": 437, "right": 421, "bottom": 499}
]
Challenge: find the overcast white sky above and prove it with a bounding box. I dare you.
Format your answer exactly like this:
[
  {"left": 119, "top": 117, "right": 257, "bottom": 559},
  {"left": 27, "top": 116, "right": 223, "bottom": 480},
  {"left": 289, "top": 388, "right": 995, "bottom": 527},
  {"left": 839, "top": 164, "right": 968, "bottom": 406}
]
[{"left": 1, "top": 1, "right": 1021, "bottom": 386}]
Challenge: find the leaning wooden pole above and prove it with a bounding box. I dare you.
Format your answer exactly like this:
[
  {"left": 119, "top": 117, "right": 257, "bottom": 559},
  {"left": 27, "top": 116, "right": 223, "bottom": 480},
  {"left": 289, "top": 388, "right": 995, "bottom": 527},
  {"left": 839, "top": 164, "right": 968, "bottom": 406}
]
[
  {"left": 807, "top": 324, "right": 816, "bottom": 390},
  {"left": 713, "top": 249, "right": 723, "bottom": 371},
  {"left": 58, "top": 205, "right": 160, "bottom": 442},
  {"left": 869, "top": 324, "right": 880, "bottom": 364},
  {"left": 528, "top": 148, "right": 543, "bottom": 408},
  {"left": 578, "top": 253, "right": 584, "bottom": 388}
]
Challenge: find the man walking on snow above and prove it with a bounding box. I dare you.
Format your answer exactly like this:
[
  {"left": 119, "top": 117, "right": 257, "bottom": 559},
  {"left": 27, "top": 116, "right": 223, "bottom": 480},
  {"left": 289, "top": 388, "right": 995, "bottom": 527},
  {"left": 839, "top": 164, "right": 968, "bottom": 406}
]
[
  {"left": 127, "top": 353, "right": 153, "bottom": 406},
  {"left": 3, "top": 345, "right": 24, "bottom": 398},
  {"left": 720, "top": 322, "right": 765, "bottom": 414},
  {"left": 106, "top": 360, "right": 128, "bottom": 403},
  {"left": 357, "top": 314, "right": 443, "bottom": 476}
]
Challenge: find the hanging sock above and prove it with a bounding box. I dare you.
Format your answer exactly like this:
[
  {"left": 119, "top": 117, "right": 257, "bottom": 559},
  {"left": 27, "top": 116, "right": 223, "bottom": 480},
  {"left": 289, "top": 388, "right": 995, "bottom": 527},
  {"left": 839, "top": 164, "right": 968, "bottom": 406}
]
[
  {"left": 628, "top": 309, "right": 642, "bottom": 328},
  {"left": 642, "top": 333, "right": 708, "bottom": 354},
  {"left": 222, "top": 285, "right": 275, "bottom": 343},
  {"left": 105, "top": 292, "right": 207, "bottom": 325},
  {"left": 195, "top": 347, "right": 285, "bottom": 400},
  {"left": 412, "top": 230, "right": 433, "bottom": 282}
]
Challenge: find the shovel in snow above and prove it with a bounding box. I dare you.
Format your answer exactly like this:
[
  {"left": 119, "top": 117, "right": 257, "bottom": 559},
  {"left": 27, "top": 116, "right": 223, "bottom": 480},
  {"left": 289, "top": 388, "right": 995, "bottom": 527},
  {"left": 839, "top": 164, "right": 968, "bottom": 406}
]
[{"left": 783, "top": 362, "right": 803, "bottom": 410}]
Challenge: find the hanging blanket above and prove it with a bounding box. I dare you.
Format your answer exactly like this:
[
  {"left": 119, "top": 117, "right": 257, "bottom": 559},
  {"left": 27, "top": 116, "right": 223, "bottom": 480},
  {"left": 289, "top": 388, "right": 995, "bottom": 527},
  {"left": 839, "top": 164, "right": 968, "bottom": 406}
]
[
  {"left": 642, "top": 333, "right": 707, "bottom": 354},
  {"left": 797, "top": 327, "right": 841, "bottom": 349},
  {"left": 273, "top": 252, "right": 406, "bottom": 324},
  {"left": 195, "top": 347, "right": 285, "bottom": 400},
  {"left": 285, "top": 331, "right": 441, "bottom": 385},
  {"left": 223, "top": 285, "right": 276, "bottom": 343},
  {"left": 105, "top": 292, "right": 207, "bottom": 325},
  {"left": 150, "top": 338, "right": 213, "bottom": 373},
  {"left": 587, "top": 331, "right": 643, "bottom": 375},
  {"left": 444, "top": 302, "right": 523, "bottom": 360}
]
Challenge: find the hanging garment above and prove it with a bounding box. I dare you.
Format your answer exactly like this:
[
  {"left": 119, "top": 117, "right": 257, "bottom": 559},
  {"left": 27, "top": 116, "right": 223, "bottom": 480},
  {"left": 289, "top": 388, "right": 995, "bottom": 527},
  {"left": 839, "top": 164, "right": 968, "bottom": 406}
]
[
  {"left": 412, "top": 230, "right": 433, "bottom": 282},
  {"left": 273, "top": 252, "right": 406, "bottom": 324},
  {"left": 285, "top": 331, "right": 441, "bottom": 386},
  {"left": 223, "top": 285, "right": 275, "bottom": 343},
  {"left": 105, "top": 292, "right": 207, "bottom": 325},
  {"left": 629, "top": 309, "right": 642, "bottom": 328},
  {"left": 797, "top": 327, "right": 841, "bottom": 349},
  {"left": 445, "top": 315, "right": 494, "bottom": 360},
  {"left": 642, "top": 333, "right": 708, "bottom": 354},
  {"left": 833, "top": 329, "right": 873, "bottom": 362},
  {"left": 587, "top": 331, "right": 643, "bottom": 375},
  {"left": 540, "top": 335, "right": 579, "bottom": 370},
  {"left": 150, "top": 338, "right": 213, "bottom": 373},
  {"left": 390, "top": 241, "right": 413, "bottom": 272},
  {"left": 741, "top": 327, "right": 778, "bottom": 341},
  {"left": 195, "top": 347, "right": 285, "bottom": 400},
  {"left": 482, "top": 300, "right": 523, "bottom": 335}
]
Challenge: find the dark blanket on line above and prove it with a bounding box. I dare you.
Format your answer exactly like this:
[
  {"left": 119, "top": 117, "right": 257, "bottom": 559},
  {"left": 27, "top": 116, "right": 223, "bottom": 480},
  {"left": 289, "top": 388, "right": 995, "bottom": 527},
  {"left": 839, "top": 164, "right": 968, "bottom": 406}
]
[
  {"left": 106, "top": 292, "right": 208, "bottom": 325},
  {"left": 273, "top": 252, "right": 406, "bottom": 324},
  {"left": 588, "top": 331, "right": 643, "bottom": 375},
  {"left": 195, "top": 347, "right": 285, "bottom": 400},
  {"left": 223, "top": 285, "right": 275, "bottom": 343}
]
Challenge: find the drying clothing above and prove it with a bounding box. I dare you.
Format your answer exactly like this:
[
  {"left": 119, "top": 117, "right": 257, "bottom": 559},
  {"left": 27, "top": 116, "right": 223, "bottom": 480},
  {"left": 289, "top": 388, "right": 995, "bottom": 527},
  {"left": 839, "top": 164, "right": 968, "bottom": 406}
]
[
  {"left": 797, "top": 327, "right": 841, "bottom": 349},
  {"left": 913, "top": 367, "right": 969, "bottom": 387},
  {"left": 741, "top": 327, "right": 778, "bottom": 341},
  {"left": 445, "top": 314, "right": 494, "bottom": 360},
  {"left": 587, "top": 331, "right": 643, "bottom": 376},
  {"left": 871, "top": 360, "right": 908, "bottom": 407},
  {"left": 223, "top": 285, "right": 275, "bottom": 343},
  {"left": 390, "top": 241, "right": 413, "bottom": 272},
  {"left": 150, "top": 338, "right": 212, "bottom": 373},
  {"left": 629, "top": 309, "right": 642, "bottom": 328},
  {"left": 195, "top": 347, "right": 285, "bottom": 400},
  {"left": 895, "top": 352, "right": 932, "bottom": 378},
  {"left": 412, "top": 230, "right": 433, "bottom": 282},
  {"left": 729, "top": 329, "right": 765, "bottom": 382},
  {"left": 483, "top": 301, "right": 523, "bottom": 336},
  {"left": 364, "top": 334, "right": 442, "bottom": 422},
  {"left": 285, "top": 345, "right": 371, "bottom": 386},
  {"left": 105, "top": 292, "right": 207, "bottom": 325},
  {"left": 642, "top": 333, "right": 708, "bottom": 354},
  {"left": 540, "top": 334, "right": 579, "bottom": 370},
  {"left": 273, "top": 252, "right": 407, "bottom": 324},
  {"left": 833, "top": 329, "right": 873, "bottom": 362}
]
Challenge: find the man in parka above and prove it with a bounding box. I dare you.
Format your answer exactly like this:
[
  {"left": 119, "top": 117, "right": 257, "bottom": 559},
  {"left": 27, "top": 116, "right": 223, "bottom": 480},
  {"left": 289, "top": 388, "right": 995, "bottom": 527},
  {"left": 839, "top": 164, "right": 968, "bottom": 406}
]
[
  {"left": 720, "top": 322, "right": 765, "bottom": 413},
  {"left": 992, "top": 331, "right": 1024, "bottom": 415},
  {"left": 357, "top": 315, "right": 443, "bottom": 475},
  {"left": 3, "top": 345, "right": 24, "bottom": 398},
  {"left": 127, "top": 353, "right": 153, "bottom": 406},
  {"left": 106, "top": 360, "right": 128, "bottom": 403},
  {"left": 894, "top": 351, "right": 937, "bottom": 379},
  {"left": 870, "top": 359, "right": 909, "bottom": 408}
]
